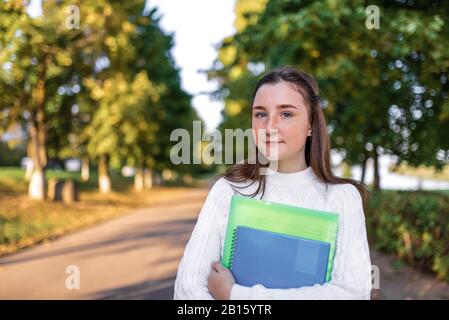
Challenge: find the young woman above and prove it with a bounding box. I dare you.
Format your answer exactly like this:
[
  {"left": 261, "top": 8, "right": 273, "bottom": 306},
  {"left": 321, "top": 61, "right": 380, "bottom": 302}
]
[{"left": 174, "top": 66, "right": 372, "bottom": 300}]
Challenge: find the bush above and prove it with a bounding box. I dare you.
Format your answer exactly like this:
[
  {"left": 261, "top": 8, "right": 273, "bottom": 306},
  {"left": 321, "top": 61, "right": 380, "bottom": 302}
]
[
  {"left": 0, "top": 142, "right": 26, "bottom": 166},
  {"left": 366, "top": 190, "right": 449, "bottom": 282}
]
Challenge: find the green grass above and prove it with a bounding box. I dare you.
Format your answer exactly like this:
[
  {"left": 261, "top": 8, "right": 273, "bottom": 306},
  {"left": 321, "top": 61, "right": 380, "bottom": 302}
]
[
  {"left": 0, "top": 166, "right": 192, "bottom": 256},
  {"left": 391, "top": 163, "right": 449, "bottom": 182},
  {"left": 0, "top": 167, "right": 28, "bottom": 193},
  {"left": 0, "top": 166, "right": 134, "bottom": 193}
]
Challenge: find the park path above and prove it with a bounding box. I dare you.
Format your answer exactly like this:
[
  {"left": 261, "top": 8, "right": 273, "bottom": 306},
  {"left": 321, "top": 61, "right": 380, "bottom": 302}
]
[{"left": 0, "top": 187, "right": 448, "bottom": 300}]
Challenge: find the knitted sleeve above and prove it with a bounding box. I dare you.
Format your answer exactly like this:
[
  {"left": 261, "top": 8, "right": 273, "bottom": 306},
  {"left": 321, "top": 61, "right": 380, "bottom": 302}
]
[
  {"left": 173, "top": 177, "right": 231, "bottom": 300},
  {"left": 229, "top": 183, "right": 373, "bottom": 300}
]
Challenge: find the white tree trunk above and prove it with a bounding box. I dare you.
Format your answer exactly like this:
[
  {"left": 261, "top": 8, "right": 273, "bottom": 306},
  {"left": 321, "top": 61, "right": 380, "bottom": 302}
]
[
  {"left": 98, "top": 154, "right": 111, "bottom": 193},
  {"left": 81, "top": 157, "right": 89, "bottom": 182},
  {"left": 25, "top": 160, "right": 34, "bottom": 182},
  {"left": 27, "top": 125, "right": 47, "bottom": 200},
  {"left": 134, "top": 167, "right": 144, "bottom": 192},
  {"left": 28, "top": 169, "right": 46, "bottom": 200},
  {"left": 144, "top": 169, "right": 153, "bottom": 189},
  {"left": 99, "top": 175, "right": 111, "bottom": 193}
]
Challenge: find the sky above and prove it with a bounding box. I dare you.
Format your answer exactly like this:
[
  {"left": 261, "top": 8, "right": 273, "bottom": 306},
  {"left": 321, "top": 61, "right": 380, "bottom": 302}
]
[
  {"left": 26, "top": 0, "right": 236, "bottom": 131},
  {"left": 146, "top": 0, "right": 236, "bottom": 130}
]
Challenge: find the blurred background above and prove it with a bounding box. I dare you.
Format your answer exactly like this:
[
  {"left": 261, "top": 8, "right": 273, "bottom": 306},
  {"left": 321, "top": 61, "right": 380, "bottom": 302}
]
[{"left": 0, "top": 0, "right": 449, "bottom": 299}]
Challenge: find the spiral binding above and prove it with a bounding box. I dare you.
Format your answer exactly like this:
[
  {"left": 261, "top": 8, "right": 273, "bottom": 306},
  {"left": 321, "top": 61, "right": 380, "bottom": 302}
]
[{"left": 229, "top": 228, "right": 238, "bottom": 269}]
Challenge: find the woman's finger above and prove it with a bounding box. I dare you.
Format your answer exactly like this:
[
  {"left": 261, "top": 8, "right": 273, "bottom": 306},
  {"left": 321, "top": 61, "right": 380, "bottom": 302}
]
[{"left": 214, "top": 262, "right": 225, "bottom": 271}]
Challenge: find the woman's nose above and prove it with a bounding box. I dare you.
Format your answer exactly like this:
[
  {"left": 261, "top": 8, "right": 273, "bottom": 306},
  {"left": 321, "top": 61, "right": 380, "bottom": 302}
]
[{"left": 265, "top": 114, "right": 279, "bottom": 132}]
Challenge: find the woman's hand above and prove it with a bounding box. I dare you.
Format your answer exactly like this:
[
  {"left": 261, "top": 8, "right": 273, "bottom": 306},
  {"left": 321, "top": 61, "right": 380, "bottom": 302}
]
[{"left": 207, "top": 261, "right": 236, "bottom": 300}]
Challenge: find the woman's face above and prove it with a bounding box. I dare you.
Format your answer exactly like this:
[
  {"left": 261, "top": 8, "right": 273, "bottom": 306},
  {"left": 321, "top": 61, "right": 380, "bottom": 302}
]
[{"left": 251, "top": 81, "right": 311, "bottom": 162}]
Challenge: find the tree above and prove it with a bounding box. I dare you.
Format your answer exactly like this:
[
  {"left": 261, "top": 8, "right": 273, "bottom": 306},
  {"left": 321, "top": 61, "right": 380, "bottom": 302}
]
[
  {"left": 82, "top": 6, "right": 202, "bottom": 192},
  {"left": 0, "top": 1, "right": 88, "bottom": 199},
  {"left": 84, "top": 71, "right": 161, "bottom": 192},
  {"left": 129, "top": 8, "right": 202, "bottom": 190},
  {"left": 0, "top": 0, "right": 208, "bottom": 198},
  {"left": 209, "top": 0, "right": 449, "bottom": 190}
]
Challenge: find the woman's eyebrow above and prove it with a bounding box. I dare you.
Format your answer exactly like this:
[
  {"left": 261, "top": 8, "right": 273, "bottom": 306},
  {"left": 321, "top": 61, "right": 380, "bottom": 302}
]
[
  {"left": 277, "top": 104, "right": 298, "bottom": 109},
  {"left": 253, "top": 104, "right": 298, "bottom": 110}
]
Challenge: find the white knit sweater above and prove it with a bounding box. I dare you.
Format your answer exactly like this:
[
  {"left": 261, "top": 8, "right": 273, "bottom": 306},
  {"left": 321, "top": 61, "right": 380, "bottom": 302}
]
[{"left": 174, "top": 166, "right": 372, "bottom": 300}]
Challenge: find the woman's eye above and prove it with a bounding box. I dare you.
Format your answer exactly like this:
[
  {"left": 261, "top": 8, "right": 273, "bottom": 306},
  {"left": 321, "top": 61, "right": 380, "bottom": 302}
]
[
  {"left": 281, "top": 112, "right": 293, "bottom": 118},
  {"left": 254, "top": 112, "right": 267, "bottom": 118}
]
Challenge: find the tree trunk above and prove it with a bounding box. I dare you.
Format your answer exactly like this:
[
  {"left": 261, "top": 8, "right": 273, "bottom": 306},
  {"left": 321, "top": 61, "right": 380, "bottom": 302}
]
[
  {"left": 28, "top": 128, "right": 47, "bottom": 200},
  {"left": 373, "top": 149, "right": 381, "bottom": 191},
  {"left": 360, "top": 153, "right": 368, "bottom": 184},
  {"left": 28, "top": 61, "right": 48, "bottom": 200},
  {"left": 144, "top": 168, "right": 153, "bottom": 189},
  {"left": 81, "top": 156, "right": 89, "bottom": 182},
  {"left": 134, "top": 166, "right": 144, "bottom": 192},
  {"left": 25, "top": 150, "right": 34, "bottom": 182},
  {"left": 98, "top": 154, "right": 111, "bottom": 193},
  {"left": 29, "top": 166, "right": 46, "bottom": 200}
]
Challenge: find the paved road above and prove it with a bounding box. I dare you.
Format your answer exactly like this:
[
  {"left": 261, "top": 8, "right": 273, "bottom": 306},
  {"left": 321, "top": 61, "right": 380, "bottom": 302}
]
[
  {"left": 1, "top": 188, "right": 448, "bottom": 299},
  {"left": 0, "top": 189, "right": 208, "bottom": 299}
]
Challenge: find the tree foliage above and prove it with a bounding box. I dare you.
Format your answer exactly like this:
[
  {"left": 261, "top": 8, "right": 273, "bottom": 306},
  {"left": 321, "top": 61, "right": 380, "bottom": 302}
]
[{"left": 209, "top": 0, "right": 449, "bottom": 189}]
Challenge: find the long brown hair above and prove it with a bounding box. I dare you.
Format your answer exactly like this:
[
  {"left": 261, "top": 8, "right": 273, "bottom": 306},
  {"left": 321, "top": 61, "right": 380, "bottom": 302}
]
[{"left": 221, "top": 66, "right": 369, "bottom": 209}]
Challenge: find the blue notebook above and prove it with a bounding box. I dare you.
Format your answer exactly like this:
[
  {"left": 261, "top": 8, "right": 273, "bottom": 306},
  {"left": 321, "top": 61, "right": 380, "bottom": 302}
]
[{"left": 230, "top": 226, "right": 330, "bottom": 289}]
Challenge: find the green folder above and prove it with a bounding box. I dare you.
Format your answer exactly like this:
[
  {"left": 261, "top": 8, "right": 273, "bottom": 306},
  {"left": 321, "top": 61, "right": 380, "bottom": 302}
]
[{"left": 221, "top": 195, "right": 339, "bottom": 282}]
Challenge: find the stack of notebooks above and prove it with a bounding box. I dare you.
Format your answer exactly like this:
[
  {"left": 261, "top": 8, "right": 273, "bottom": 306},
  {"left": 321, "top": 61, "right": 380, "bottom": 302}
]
[{"left": 221, "top": 195, "right": 339, "bottom": 289}]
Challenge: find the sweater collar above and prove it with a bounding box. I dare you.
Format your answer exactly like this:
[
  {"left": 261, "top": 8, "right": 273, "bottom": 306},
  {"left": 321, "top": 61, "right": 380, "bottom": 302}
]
[{"left": 263, "top": 166, "right": 315, "bottom": 187}]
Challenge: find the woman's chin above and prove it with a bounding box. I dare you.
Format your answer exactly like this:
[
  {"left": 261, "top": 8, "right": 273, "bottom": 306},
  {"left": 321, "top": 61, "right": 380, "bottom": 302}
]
[{"left": 258, "top": 145, "right": 288, "bottom": 161}]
